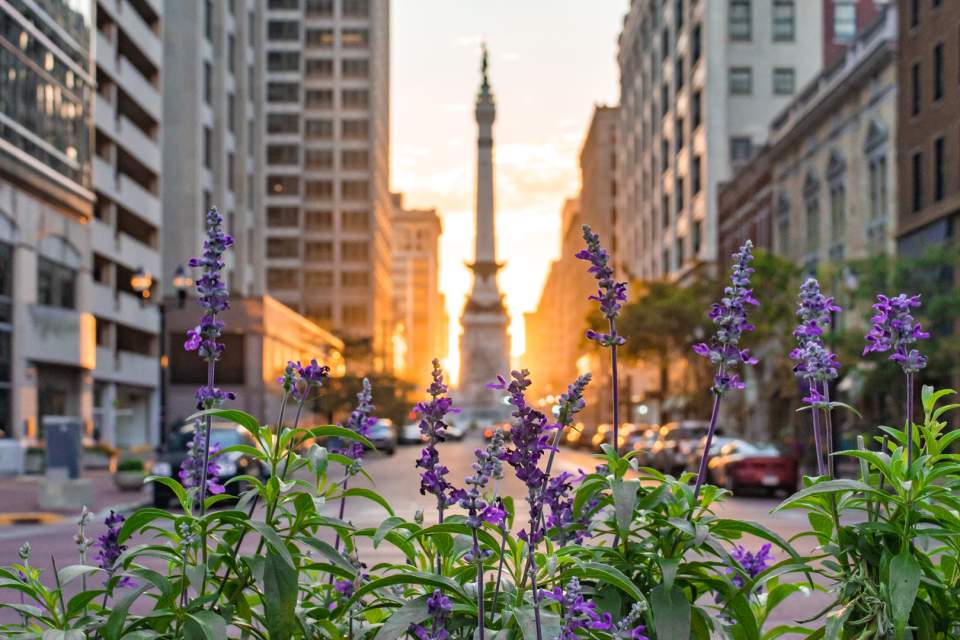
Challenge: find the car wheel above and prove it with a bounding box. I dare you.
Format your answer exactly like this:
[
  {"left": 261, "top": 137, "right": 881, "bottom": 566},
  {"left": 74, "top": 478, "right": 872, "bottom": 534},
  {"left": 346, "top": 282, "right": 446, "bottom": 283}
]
[{"left": 387, "top": 447, "right": 396, "bottom": 456}]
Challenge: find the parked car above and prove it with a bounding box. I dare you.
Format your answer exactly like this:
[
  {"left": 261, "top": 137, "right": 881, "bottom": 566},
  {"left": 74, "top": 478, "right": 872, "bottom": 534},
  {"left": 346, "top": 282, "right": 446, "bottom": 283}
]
[
  {"left": 445, "top": 422, "right": 466, "bottom": 441},
  {"left": 589, "top": 423, "right": 639, "bottom": 452},
  {"left": 648, "top": 420, "right": 712, "bottom": 475},
  {"left": 399, "top": 422, "right": 426, "bottom": 445},
  {"left": 568, "top": 422, "right": 601, "bottom": 449},
  {"left": 365, "top": 419, "right": 397, "bottom": 455},
  {"left": 685, "top": 436, "right": 738, "bottom": 475},
  {"left": 483, "top": 421, "right": 511, "bottom": 440},
  {"left": 707, "top": 440, "right": 798, "bottom": 495},
  {"left": 151, "top": 424, "right": 266, "bottom": 508},
  {"left": 626, "top": 424, "right": 659, "bottom": 467}
]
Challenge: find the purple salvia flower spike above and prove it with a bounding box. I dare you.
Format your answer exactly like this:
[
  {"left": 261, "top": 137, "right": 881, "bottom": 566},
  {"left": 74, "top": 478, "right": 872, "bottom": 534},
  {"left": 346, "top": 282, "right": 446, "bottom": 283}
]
[
  {"left": 95, "top": 511, "right": 136, "bottom": 589},
  {"left": 540, "top": 576, "right": 614, "bottom": 639},
  {"left": 728, "top": 543, "right": 774, "bottom": 589},
  {"left": 416, "top": 360, "right": 462, "bottom": 526},
  {"left": 409, "top": 589, "right": 452, "bottom": 640}
]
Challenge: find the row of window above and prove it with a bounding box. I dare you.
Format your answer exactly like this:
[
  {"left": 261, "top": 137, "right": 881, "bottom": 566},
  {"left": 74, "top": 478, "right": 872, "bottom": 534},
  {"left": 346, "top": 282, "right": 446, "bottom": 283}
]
[
  {"left": 909, "top": 36, "right": 960, "bottom": 117},
  {"left": 267, "top": 268, "right": 370, "bottom": 289},
  {"left": 730, "top": 66, "right": 795, "bottom": 96},
  {"left": 266, "top": 176, "right": 369, "bottom": 199},
  {"left": 910, "top": 134, "right": 955, "bottom": 213},
  {"left": 266, "top": 113, "right": 370, "bottom": 139},
  {"left": 267, "top": 207, "right": 369, "bottom": 230},
  {"left": 909, "top": 0, "right": 948, "bottom": 30},
  {"left": 267, "top": 53, "right": 369, "bottom": 78},
  {"left": 266, "top": 239, "right": 369, "bottom": 261},
  {"left": 728, "top": 0, "right": 801, "bottom": 42},
  {"left": 268, "top": 22, "right": 369, "bottom": 48},
  {"left": 266, "top": 146, "right": 368, "bottom": 169},
  {"left": 657, "top": 220, "right": 703, "bottom": 274},
  {"left": 299, "top": 303, "right": 366, "bottom": 326},
  {"left": 269, "top": 0, "right": 371, "bottom": 18}
]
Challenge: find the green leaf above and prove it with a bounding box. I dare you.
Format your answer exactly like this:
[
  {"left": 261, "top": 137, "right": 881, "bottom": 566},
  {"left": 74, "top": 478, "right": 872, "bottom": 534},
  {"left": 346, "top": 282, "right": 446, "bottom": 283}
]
[
  {"left": 309, "top": 425, "right": 377, "bottom": 451},
  {"left": 264, "top": 547, "right": 299, "bottom": 640},
  {"left": 144, "top": 475, "right": 192, "bottom": 512},
  {"left": 341, "top": 486, "right": 396, "bottom": 516},
  {"left": 650, "top": 584, "right": 691, "bottom": 640},
  {"left": 824, "top": 603, "right": 852, "bottom": 640},
  {"left": 373, "top": 595, "right": 430, "bottom": 640},
  {"left": 773, "top": 479, "right": 880, "bottom": 512},
  {"left": 117, "top": 508, "right": 176, "bottom": 544},
  {"left": 56, "top": 564, "right": 101, "bottom": 586},
  {"left": 610, "top": 478, "right": 640, "bottom": 534},
  {"left": 41, "top": 630, "right": 86, "bottom": 640},
  {"left": 514, "top": 606, "right": 561, "bottom": 640},
  {"left": 102, "top": 582, "right": 152, "bottom": 640},
  {"left": 183, "top": 611, "right": 228, "bottom": 640},
  {"left": 568, "top": 562, "right": 648, "bottom": 605},
  {"left": 246, "top": 520, "right": 294, "bottom": 568},
  {"left": 661, "top": 558, "right": 679, "bottom": 590},
  {"left": 373, "top": 516, "right": 406, "bottom": 548},
  {"left": 888, "top": 551, "right": 921, "bottom": 635},
  {"left": 187, "top": 408, "right": 262, "bottom": 434}
]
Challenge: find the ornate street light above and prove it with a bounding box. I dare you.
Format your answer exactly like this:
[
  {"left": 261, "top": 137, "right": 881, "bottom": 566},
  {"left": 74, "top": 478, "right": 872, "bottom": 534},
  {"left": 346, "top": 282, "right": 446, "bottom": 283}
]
[
  {"left": 172, "top": 264, "right": 193, "bottom": 308},
  {"left": 130, "top": 267, "right": 154, "bottom": 304}
]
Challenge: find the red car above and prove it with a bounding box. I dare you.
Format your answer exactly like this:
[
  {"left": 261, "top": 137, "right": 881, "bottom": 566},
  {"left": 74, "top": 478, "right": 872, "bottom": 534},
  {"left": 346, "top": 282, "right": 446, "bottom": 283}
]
[{"left": 707, "top": 440, "right": 798, "bottom": 495}]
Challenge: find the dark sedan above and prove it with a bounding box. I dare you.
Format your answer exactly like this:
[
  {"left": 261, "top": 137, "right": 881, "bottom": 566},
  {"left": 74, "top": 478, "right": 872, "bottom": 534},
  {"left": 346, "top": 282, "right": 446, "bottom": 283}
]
[{"left": 707, "top": 440, "right": 798, "bottom": 495}]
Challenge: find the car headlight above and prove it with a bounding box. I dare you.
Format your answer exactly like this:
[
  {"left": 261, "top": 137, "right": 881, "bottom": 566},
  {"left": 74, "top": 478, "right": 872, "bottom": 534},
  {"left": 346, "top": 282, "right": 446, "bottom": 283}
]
[
  {"left": 217, "top": 460, "right": 238, "bottom": 477},
  {"left": 152, "top": 462, "right": 172, "bottom": 476}
]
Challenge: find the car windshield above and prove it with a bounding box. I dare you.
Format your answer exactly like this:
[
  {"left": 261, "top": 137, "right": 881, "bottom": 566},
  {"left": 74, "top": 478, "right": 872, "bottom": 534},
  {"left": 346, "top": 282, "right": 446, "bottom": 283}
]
[{"left": 369, "top": 422, "right": 391, "bottom": 436}]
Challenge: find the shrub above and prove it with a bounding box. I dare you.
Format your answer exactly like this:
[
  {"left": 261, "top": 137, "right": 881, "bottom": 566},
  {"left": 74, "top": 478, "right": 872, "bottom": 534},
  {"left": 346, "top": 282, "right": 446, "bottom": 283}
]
[{"left": 115, "top": 459, "right": 145, "bottom": 473}]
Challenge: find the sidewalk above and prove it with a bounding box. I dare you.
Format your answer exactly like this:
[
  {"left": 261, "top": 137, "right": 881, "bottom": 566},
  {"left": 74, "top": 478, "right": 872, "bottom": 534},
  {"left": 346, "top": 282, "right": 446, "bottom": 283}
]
[{"left": 0, "top": 470, "right": 151, "bottom": 526}]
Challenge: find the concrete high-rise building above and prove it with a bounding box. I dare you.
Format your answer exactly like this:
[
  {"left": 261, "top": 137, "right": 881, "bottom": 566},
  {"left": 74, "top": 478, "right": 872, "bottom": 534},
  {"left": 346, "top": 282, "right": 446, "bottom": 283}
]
[
  {"left": 91, "top": 0, "right": 164, "bottom": 448},
  {"left": 262, "top": 0, "right": 393, "bottom": 372},
  {"left": 391, "top": 194, "right": 447, "bottom": 390},
  {"left": 459, "top": 47, "right": 510, "bottom": 418},
  {"left": 1, "top": 1, "right": 96, "bottom": 442},
  {"left": 615, "top": 0, "right": 825, "bottom": 281}
]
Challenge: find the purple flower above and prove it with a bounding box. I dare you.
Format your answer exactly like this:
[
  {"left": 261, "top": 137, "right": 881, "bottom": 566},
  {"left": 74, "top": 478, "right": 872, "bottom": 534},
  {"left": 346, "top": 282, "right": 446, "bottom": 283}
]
[
  {"left": 541, "top": 577, "right": 613, "bottom": 639},
  {"left": 543, "top": 471, "right": 593, "bottom": 545},
  {"left": 489, "top": 370, "right": 556, "bottom": 543},
  {"left": 612, "top": 602, "right": 649, "bottom": 639},
  {"left": 335, "top": 378, "right": 376, "bottom": 472},
  {"left": 409, "top": 589, "right": 452, "bottom": 640},
  {"left": 460, "top": 431, "right": 507, "bottom": 563},
  {"left": 577, "top": 225, "right": 627, "bottom": 347},
  {"left": 178, "top": 428, "right": 225, "bottom": 497},
  {"left": 789, "top": 279, "right": 841, "bottom": 387},
  {"left": 333, "top": 579, "right": 354, "bottom": 598},
  {"left": 279, "top": 358, "right": 331, "bottom": 401},
  {"left": 728, "top": 543, "right": 773, "bottom": 589},
  {"left": 693, "top": 241, "right": 759, "bottom": 394},
  {"left": 95, "top": 511, "right": 136, "bottom": 589},
  {"left": 863, "top": 293, "right": 929, "bottom": 374},
  {"left": 554, "top": 374, "right": 591, "bottom": 427},
  {"left": 416, "top": 360, "right": 462, "bottom": 514}
]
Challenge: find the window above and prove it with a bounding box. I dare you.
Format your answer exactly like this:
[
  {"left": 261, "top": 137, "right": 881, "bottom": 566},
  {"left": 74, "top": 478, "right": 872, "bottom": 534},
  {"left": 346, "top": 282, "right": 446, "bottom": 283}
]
[
  {"left": 306, "top": 89, "right": 333, "bottom": 109},
  {"left": 306, "top": 58, "right": 333, "bottom": 78},
  {"left": 343, "top": 305, "right": 367, "bottom": 325},
  {"left": 267, "top": 269, "right": 297, "bottom": 290},
  {"left": 268, "top": 207, "right": 299, "bottom": 227},
  {"left": 342, "top": 59, "right": 369, "bottom": 78},
  {"left": 730, "top": 136, "right": 753, "bottom": 163},
  {"left": 729, "top": 0, "right": 752, "bottom": 41},
  {"left": 248, "top": 10, "right": 255, "bottom": 46},
  {"left": 268, "top": 20, "right": 299, "bottom": 41},
  {"left": 675, "top": 118, "right": 684, "bottom": 152},
  {"left": 692, "top": 90, "right": 702, "bottom": 128},
  {"left": 829, "top": 180, "right": 846, "bottom": 241},
  {"left": 342, "top": 29, "right": 369, "bottom": 47},
  {"left": 674, "top": 57, "right": 685, "bottom": 92},
  {"left": 729, "top": 67, "right": 752, "bottom": 94},
  {"left": 267, "top": 82, "right": 299, "bottom": 103},
  {"left": 692, "top": 154, "right": 702, "bottom": 195},
  {"left": 305, "top": 180, "right": 333, "bottom": 199},
  {"left": 204, "top": 0, "right": 213, "bottom": 41},
  {"left": 910, "top": 0, "right": 919, "bottom": 28},
  {"left": 772, "top": 0, "right": 795, "bottom": 41},
  {"left": 267, "top": 113, "right": 299, "bottom": 133},
  {"left": 267, "top": 145, "right": 299, "bottom": 165},
  {"left": 267, "top": 238, "right": 299, "bottom": 258},
  {"left": 305, "top": 305, "right": 332, "bottom": 325},
  {"left": 804, "top": 174, "right": 820, "bottom": 255},
  {"left": 341, "top": 271, "right": 369, "bottom": 287},
  {"left": 204, "top": 62, "right": 212, "bottom": 104},
  {"left": 227, "top": 152, "right": 235, "bottom": 190},
  {"left": 342, "top": 241, "right": 368, "bottom": 261},
  {"left": 342, "top": 149, "right": 368, "bottom": 169},
  {"left": 342, "top": 180, "right": 369, "bottom": 200},
  {"left": 306, "top": 0, "right": 333, "bottom": 16},
  {"left": 305, "top": 149, "right": 333, "bottom": 170},
  {"left": 267, "top": 175, "right": 300, "bottom": 195},
  {"left": 661, "top": 28, "right": 670, "bottom": 60},
  {"left": 305, "top": 210, "right": 333, "bottom": 230},
  {"left": 773, "top": 67, "right": 795, "bottom": 95},
  {"left": 306, "top": 29, "right": 335, "bottom": 47},
  {"left": 912, "top": 151, "right": 923, "bottom": 212},
  {"left": 661, "top": 138, "right": 670, "bottom": 173},
  {"left": 342, "top": 210, "right": 369, "bottom": 230},
  {"left": 304, "top": 271, "right": 333, "bottom": 289},
  {"left": 343, "top": 0, "right": 369, "bottom": 17},
  {"left": 933, "top": 43, "right": 944, "bottom": 102},
  {"left": 661, "top": 82, "right": 670, "bottom": 114},
  {"left": 305, "top": 119, "right": 334, "bottom": 139},
  {"left": 675, "top": 176, "right": 684, "bottom": 213},
  {"left": 691, "top": 24, "right": 702, "bottom": 63},
  {"left": 911, "top": 62, "right": 921, "bottom": 115},
  {"left": 37, "top": 257, "right": 76, "bottom": 309},
  {"left": 227, "top": 35, "right": 235, "bottom": 73},
  {"left": 661, "top": 194, "right": 670, "bottom": 228},
  {"left": 267, "top": 51, "right": 300, "bottom": 72},
  {"left": 692, "top": 220, "right": 702, "bottom": 255},
  {"left": 305, "top": 241, "right": 333, "bottom": 261},
  {"left": 833, "top": 2, "right": 857, "bottom": 43},
  {"left": 203, "top": 127, "right": 212, "bottom": 169},
  {"left": 674, "top": 0, "right": 684, "bottom": 29},
  {"left": 342, "top": 119, "right": 369, "bottom": 139},
  {"left": 934, "top": 137, "right": 945, "bottom": 202},
  {"left": 342, "top": 89, "right": 369, "bottom": 109},
  {"left": 662, "top": 248, "right": 670, "bottom": 273},
  {"left": 269, "top": 0, "right": 300, "bottom": 7},
  {"left": 227, "top": 94, "right": 235, "bottom": 132},
  {"left": 676, "top": 236, "right": 685, "bottom": 266}
]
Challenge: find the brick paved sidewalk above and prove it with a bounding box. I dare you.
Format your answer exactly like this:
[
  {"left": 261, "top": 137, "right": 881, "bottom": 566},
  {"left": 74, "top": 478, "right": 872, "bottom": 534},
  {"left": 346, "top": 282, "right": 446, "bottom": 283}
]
[{"left": 0, "top": 470, "right": 151, "bottom": 525}]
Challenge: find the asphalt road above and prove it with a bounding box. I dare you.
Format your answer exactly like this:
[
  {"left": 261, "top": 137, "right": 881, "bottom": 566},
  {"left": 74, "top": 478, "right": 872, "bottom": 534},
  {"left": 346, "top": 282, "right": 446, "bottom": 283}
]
[{"left": 0, "top": 433, "right": 829, "bottom": 631}]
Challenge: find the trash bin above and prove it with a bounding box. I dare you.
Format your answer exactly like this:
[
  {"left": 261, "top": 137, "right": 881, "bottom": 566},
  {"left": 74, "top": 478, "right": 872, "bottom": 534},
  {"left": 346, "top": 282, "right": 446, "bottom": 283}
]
[{"left": 42, "top": 416, "right": 83, "bottom": 479}]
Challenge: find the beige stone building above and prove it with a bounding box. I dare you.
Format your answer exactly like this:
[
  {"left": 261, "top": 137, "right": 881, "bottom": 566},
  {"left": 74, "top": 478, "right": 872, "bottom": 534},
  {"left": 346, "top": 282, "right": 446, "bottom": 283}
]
[{"left": 391, "top": 194, "right": 448, "bottom": 391}]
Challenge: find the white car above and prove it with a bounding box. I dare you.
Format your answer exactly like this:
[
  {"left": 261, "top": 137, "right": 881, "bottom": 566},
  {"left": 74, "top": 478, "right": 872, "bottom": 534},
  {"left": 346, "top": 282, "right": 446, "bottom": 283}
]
[{"left": 399, "top": 423, "right": 426, "bottom": 445}]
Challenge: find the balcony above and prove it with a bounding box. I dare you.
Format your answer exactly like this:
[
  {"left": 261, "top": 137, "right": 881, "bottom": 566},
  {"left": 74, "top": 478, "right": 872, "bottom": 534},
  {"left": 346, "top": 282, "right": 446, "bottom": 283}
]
[
  {"left": 21, "top": 305, "right": 96, "bottom": 370},
  {"left": 94, "top": 95, "right": 117, "bottom": 138},
  {"left": 90, "top": 282, "right": 160, "bottom": 334},
  {"left": 115, "top": 231, "right": 161, "bottom": 276},
  {"left": 116, "top": 115, "right": 160, "bottom": 174},
  {"left": 116, "top": 173, "right": 161, "bottom": 227},
  {"left": 116, "top": 58, "right": 161, "bottom": 120},
  {"left": 92, "top": 155, "right": 118, "bottom": 200},
  {"left": 94, "top": 347, "right": 159, "bottom": 388},
  {"left": 95, "top": 30, "right": 117, "bottom": 76},
  {"left": 115, "top": 4, "right": 162, "bottom": 66}
]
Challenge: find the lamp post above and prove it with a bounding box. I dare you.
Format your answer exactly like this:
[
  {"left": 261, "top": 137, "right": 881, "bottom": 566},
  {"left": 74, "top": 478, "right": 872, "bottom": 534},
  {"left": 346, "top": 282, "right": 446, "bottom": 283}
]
[{"left": 130, "top": 266, "right": 191, "bottom": 447}]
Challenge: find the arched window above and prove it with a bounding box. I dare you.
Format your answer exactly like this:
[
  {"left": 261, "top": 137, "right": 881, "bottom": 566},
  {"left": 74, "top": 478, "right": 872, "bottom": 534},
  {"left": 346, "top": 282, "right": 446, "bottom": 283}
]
[
  {"left": 776, "top": 191, "right": 790, "bottom": 256},
  {"left": 827, "top": 150, "right": 847, "bottom": 262},
  {"left": 864, "top": 120, "right": 890, "bottom": 254}
]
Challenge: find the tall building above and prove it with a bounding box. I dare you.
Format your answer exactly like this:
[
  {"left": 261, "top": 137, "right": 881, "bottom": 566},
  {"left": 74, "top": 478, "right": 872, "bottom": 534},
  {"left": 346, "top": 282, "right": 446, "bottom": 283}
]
[
  {"left": 262, "top": 0, "right": 393, "bottom": 372},
  {"left": 615, "top": 0, "right": 825, "bottom": 281},
  {"left": 1, "top": 1, "right": 96, "bottom": 442},
  {"left": 458, "top": 47, "right": 511, "bottom": 417},
  {"left": 896, "top": 0, "right": 960, "bottom": 256},
  {"left": 162, "top": 0, "right": 260, "bottom": 297},
  {"left": 391, "top": 194, "right": 447, "bottom": 390},
  {"left": 91, "top": 0, "right": 164, "bottom": 448}
]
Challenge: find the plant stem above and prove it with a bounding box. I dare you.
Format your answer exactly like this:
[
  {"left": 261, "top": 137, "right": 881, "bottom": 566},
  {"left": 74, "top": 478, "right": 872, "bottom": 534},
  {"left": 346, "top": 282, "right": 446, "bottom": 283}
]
[
  {"left": 196, "top": 360, "right": 217, "bottom": 518},
  {"left": 609, "top": 318, "right": 620, "bottom": 452},
  {"left": 526, "top": 534, "right": 544, "bottom": 640},
  {"left": 821, "top": 382, "right": 835, "bottom": 478},
  {"left": 472, "top": 525, "right": 485, "bottom": 640},
  {"left": 436, "top": 506, "right": 445, "bottom": 574},
  {"left": 905, "top": 372, "right": 915, "bottom": 468},
  {"left": 492, "top": 511, "right": 507, "bottom": 613},
  {"left": 693, "top": 364, "right": 725, "bottom": 501},
  {"left": 333, "top": 475, "right": 350, "bottom": 553},
  {"left": 810, "top": 388, "right": 826, "bottom": 477}
]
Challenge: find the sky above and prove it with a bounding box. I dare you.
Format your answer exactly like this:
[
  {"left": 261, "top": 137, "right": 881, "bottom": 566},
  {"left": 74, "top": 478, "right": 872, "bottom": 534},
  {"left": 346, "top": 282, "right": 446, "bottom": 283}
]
[{"left": 391, "top": 0, "right": 628, "bottom": 381}]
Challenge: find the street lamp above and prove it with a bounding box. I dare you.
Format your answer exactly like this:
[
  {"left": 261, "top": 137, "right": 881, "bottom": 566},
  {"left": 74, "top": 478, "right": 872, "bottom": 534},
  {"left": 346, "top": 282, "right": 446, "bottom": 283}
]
[
  {"left": 172, "top": 265, "right": 193, "bottom": 309},
  {"left": 130, "top": 267, "right": 154, "bottom": 304}
]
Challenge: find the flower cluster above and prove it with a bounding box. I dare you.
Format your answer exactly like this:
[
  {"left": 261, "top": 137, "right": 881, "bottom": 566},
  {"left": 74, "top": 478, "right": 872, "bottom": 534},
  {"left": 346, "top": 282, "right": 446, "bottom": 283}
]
[
  {"left": 416, "top": 360, "right": 461, "bottom": 515},
  {"left": 728, "top": 543, "right": 773, "bottom": 589},
  {"left": 95, "top": 511, "right": 135, "bottom": 588},
  {"left": 489, "top": 370, "right": 555, "bottom": 542},
  {"left": 541, "top": 577, "right": 613, "bottom": 639},
  {"left": 460, "top": 432, "right": 507, "bottom": 545},
  {"left": 611, "top": 602, "right": 649, "bottom": 639},
  {"left": 184, "top": 207, "right": 236, "bottom": 410},
  {"left": 336, "top": 378, "right": 376, "bottom": 472},
  {"left": 279, "top": 358, "right": 331, "bottom": 402},
  {"left": 543, "top": 470, "right": 592, "bottom": 545},
  {"left": 863, "top": 293, "right": 929, "bottom": 374},
  {"left": 576, "top": 225, "right": 627, "bottom": 346},
  {"left": 693, "top": 241, "right": 759, "bottom": 394},
  {"left": 789, "top": 278, "right": 841, "bottom": 404},
  {"left": 409, "top": 589, "right": 452, "bottom": 640},
  {"left": 554, "top": 373, "right": 591, "bottom": 427},
  {"left": 178, "top": 427, "right": 224, "bottom": 496}
]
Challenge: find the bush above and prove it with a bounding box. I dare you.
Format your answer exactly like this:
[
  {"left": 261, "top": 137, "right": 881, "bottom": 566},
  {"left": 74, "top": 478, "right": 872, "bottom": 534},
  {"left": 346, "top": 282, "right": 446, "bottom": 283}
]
[{"left": 115, "top": 458, "right": 145, "bottom": 472}]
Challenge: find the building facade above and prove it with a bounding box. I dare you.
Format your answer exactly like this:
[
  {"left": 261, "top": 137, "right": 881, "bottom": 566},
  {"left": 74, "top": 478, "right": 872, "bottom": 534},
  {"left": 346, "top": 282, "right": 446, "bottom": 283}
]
[
  {"left": 262, "top": 0, "right": 393, "bottom": 372},
  {"left": 91, "top": 0, "right": 164, "bottom": 448},
  {"left": 391, "top": 194, "right": 447, "bottom": 391},
  {"left": 768, "top": 6, "right": 898, "bottom": 272},
  {"left": 615, "top": 0, "right": 824, "bottom": 281},
  {"left": 0, "top": 0, "right": 97, "bottom": 442},
  {"left": 717, "top": 145, "right": 773, "bottom": 269},
  {"left": 896, "top": 0, "right": 960, "bottom": 256}
]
